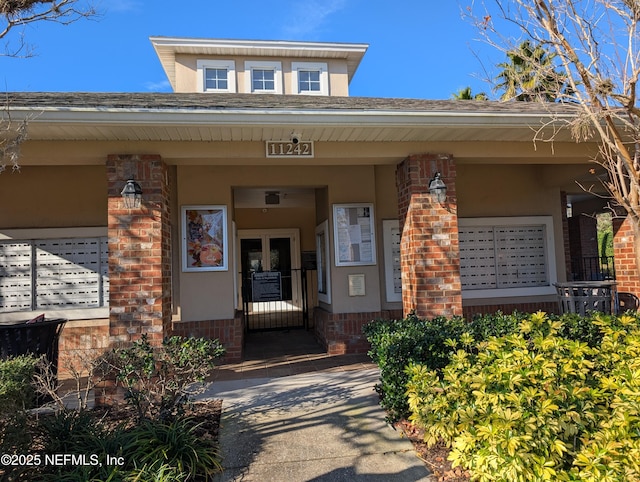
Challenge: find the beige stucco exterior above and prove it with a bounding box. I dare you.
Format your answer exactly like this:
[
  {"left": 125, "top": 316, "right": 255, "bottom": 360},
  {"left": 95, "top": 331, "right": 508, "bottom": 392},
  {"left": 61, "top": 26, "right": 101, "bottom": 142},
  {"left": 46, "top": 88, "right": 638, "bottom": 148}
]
[
  {"left": 1, "top": 37, "right": 623, "bottom": 370},
  {"left": 173, "top": 54, "right": 350, "bottom": 96},
  {"left": 1, "top": 149, "right": 601, "bottom": 323}
]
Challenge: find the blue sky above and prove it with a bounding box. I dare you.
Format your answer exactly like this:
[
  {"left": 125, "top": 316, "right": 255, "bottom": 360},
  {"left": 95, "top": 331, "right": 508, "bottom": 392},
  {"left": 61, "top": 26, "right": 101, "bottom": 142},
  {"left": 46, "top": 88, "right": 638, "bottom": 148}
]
[{"left": 0, "top": 1, "right": 505, "bottom": 99}]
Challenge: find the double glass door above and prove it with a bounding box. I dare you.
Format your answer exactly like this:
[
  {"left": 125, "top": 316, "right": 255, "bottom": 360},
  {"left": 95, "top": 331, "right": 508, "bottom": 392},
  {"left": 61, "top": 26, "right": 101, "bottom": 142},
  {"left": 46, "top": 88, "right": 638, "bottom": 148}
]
[{"left": 237, "top": 229, "right": 302, "bottom": 330}]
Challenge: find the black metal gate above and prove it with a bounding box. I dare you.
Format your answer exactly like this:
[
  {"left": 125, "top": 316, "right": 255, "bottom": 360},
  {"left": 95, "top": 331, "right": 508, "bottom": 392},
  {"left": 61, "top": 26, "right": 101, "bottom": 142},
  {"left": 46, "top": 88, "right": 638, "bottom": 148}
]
[{"left": 241, "top": 268, "right": 310, "bottom": 332}]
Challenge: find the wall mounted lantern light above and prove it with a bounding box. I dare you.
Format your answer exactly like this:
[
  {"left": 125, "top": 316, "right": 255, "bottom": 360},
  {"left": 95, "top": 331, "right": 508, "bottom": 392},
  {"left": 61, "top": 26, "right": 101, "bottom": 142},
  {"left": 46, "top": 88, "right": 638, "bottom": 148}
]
[
  {"left": 428, "top": 172, "right": 447, "bottom": 203},
  {"left": 121, "top": 179, "right": 143, "bottom": 209}
]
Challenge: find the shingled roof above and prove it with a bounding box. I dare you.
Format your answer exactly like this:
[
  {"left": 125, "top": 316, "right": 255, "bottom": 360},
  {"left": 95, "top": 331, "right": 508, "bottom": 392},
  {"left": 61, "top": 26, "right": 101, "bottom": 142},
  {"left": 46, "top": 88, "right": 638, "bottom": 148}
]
[
  {"left": 4, "top": 91, "right": 582, "bottom": 116},
  {"left": 3, "top": 92, "right": 587, "bottom": 145}
]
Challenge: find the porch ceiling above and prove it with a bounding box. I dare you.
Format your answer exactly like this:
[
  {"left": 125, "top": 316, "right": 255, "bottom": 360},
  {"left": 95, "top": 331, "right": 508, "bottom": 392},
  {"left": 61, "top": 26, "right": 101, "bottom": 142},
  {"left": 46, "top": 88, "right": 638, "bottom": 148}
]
[{"left": 23, "top": 122, "right": 562, "bottom": 143}]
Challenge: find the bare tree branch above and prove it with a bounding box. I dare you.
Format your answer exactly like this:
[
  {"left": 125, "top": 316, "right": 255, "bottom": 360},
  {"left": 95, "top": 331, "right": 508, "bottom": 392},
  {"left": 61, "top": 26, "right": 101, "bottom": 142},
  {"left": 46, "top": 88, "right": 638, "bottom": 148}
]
[
  {"left": 467, "top": 0, "right": 640, "bottom": 273},
  {"left": 0, "top": 0, "right": 97, "bottom": 57},
  {"left": 0, "top": 99, "right": 28, "bottom": 173}
]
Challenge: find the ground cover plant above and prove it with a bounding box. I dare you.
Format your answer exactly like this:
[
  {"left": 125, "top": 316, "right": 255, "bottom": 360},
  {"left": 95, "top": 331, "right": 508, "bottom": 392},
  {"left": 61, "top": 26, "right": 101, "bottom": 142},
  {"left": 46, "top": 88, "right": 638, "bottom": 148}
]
[
  {"left": 0, "top": 335, "right": 225, "bottom": 481},
  {"left": 405, "top": 312, "right": 640, "bottom": 481}
]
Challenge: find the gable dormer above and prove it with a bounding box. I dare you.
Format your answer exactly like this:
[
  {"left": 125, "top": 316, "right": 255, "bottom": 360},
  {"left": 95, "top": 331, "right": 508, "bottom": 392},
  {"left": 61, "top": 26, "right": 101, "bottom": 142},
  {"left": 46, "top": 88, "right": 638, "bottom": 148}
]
[{"left": 150, "top": 37, "right": 368, "bottom": 96}]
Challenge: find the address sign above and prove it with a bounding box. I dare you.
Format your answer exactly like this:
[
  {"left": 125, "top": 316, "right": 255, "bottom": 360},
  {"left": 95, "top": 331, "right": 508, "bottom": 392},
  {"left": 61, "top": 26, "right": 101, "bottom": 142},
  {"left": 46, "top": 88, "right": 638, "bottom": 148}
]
[{"left": 266, "top": 140, "right": 314, "bottom": 158}]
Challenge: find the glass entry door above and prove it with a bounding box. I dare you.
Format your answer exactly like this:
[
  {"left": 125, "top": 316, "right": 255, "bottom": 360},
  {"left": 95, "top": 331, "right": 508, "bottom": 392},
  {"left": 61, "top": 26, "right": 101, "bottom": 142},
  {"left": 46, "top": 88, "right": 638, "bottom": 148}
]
[{"left": 238, "top": 229, "right": 303, "bottom": 330}]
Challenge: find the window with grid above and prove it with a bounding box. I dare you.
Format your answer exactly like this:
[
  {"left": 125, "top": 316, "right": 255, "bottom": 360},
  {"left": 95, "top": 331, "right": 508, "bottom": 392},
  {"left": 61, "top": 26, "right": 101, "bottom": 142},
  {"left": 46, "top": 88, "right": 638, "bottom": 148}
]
[
  {"left": 252, "top": 69, "right": 275, "bottom": 91},
  {"left": 244, "top": 61, "right": 282, "bottom": 94},
  {"left": 459, "top": 217, "right": 556, "bottom": 298},
  {"left": 0, "top": 237, "right": 109, "bottom": 313},
  {"left": 292, "top": 62, "right": 328, "bottom": 96},
  {"left": 298, "top": 70, "right": 321, "bottom": 92},
  {"left": 197, "top": 60, "right": 236, "bottom": 93},
  {"left": 205, "top": 68, "right": 228, "bottom": 90}
]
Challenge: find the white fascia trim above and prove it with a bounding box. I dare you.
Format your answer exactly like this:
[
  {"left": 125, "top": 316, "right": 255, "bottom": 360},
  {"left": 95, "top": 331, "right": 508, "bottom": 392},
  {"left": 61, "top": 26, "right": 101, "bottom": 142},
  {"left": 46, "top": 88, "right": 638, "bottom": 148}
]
[
  {"left": 15, "top": 107, "right": 575, "bottom": 130},
  {"left": 150, "top": 36, "right": 369, "bottom": 55}
]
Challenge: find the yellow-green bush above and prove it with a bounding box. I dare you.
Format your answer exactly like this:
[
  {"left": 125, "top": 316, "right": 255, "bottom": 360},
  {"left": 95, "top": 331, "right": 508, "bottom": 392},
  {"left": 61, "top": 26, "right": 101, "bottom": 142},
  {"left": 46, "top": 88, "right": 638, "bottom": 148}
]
[
  {"left": 363, "top": 311, "right": 601, "bottom": 423},
  {"left": 406, "top": 312, "right": 640, "bottom": 482}
]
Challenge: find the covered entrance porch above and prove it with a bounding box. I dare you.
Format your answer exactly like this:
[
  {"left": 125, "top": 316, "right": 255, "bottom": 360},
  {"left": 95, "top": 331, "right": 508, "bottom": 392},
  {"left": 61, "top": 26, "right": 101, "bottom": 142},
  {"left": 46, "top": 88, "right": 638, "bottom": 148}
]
[
  {"left": 233, "top": 187, "right": 320, "bottom": 335},
  {"left": 238, "top": 229, "right": 311, "bottom": 332},
  {"left": 211, "top": 329, "right": 374, "bottom": 380}
]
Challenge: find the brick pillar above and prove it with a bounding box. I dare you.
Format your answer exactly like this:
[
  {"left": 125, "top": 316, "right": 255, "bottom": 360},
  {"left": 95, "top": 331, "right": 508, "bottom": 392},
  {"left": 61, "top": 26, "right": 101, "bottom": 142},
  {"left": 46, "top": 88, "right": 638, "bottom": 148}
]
[
  {"left": 396, "top": 153, "right": 462, "bottom": 319},
  {"left": 613, "top": 214, "right": 640, "bottom": 298},
  {"left": 106, "top": 155, "right": 172, "bottom": 347}
]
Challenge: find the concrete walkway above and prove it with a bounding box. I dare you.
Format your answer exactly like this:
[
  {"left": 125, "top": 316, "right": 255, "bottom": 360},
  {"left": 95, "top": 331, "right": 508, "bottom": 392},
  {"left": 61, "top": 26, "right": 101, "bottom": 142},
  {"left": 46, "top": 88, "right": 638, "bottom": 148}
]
[{"left": 203, "top": 368, "right": 433, "bottom": 481}]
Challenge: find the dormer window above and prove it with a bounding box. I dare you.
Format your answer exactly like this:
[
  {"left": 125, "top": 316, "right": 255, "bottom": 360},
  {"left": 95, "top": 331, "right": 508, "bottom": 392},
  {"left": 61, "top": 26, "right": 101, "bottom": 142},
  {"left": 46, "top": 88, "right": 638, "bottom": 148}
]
[
  {"left": 197, "top": 60, "right": 236, "bottom": 93},
  {"left": 252, "top": 69, "right": 275, "bottom": 91},
  {"left": 245, "top": 61, "right": 283, "bottom": 94},
  {"left": 291, "top": 62, "right": 329, "bottom": 96},
  {"left": 299, "top": 70, "right": 320, "bottom": 92},
  {"left": 206, "top": 68, "right": 228, "bottom": 90}
]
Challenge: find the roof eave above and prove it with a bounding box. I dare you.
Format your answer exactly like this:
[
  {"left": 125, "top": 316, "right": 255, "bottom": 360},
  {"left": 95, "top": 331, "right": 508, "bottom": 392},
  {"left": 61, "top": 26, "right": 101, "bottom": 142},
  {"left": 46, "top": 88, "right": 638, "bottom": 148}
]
[{"left": 149, "top": 36, "right": 370, "bottom": 88}]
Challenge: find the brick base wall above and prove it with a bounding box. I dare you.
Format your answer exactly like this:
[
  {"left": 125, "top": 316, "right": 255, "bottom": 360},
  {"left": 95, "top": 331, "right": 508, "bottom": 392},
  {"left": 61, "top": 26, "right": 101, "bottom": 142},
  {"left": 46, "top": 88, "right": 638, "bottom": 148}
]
[
  {"left": 613, "top": 215, "right": 640, "bottom": 297},
  {"left": 314, "top": 308, "right": 403, "bottom": 355},
  {"left": 463, "top": 301, "right": 560, "bottom": 319},
  {"left": 172, "top": 313, "right": 244, "bottom": 362},
  {"left": 57, "top": 320, "right": 110, "bottom": 380}
]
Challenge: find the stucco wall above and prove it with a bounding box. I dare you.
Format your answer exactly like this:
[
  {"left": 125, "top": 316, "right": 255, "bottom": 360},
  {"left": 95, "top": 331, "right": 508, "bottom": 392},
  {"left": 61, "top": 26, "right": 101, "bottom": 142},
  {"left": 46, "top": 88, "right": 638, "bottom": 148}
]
[
  {"left": 174, "top": 54, "right": 350, "bottom": 95},
  {"left": 0, "top": 159, "right": 598, "bottom": 322},
  {"left": 0, "top": 166, "right": 107, "bottom": 228},
  {"left": 456, "top": 163, "right": 570, "bottom": 308},
  {"left": 174, "top": 164, "right": 386, "bottom": 321}
]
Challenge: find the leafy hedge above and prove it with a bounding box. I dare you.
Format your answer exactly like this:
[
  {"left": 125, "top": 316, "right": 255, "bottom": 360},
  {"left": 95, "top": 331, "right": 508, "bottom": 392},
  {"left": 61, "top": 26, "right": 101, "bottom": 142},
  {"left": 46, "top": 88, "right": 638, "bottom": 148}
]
[
  {"left": 0, "top": 335, "right": 225, "bottom": 481},
  {"left": 0, "top": 354, "right": 39, "bottom": 415},
  {"left": 405, "top": 312, "right": 640, "bottom": 481},
  {"left": 364, "top": 311, "right": 605, "bottom": 422}
]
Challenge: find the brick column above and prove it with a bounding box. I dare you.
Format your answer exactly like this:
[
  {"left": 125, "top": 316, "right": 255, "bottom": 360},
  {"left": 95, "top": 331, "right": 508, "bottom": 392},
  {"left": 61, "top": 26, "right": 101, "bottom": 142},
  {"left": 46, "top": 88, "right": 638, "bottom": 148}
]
[
  {"left": 396, "top": 154, "right": 462, "bottom": 318},
  {"left": 106, "top": 155, "right": 172, "bottom": 347},
  {"left": 613, "top": 214, "right": 640, "bottom": 298}
]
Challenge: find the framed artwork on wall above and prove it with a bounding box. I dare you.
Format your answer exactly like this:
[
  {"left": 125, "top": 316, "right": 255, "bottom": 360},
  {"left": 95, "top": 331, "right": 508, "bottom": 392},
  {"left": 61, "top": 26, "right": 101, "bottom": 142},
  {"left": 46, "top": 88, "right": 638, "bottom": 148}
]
[
  {"left": 182, "top": 205, "right": 228, "bottom": 271},
  {"left": 332, "top": 203, "right": 376, "bottom": 266}
]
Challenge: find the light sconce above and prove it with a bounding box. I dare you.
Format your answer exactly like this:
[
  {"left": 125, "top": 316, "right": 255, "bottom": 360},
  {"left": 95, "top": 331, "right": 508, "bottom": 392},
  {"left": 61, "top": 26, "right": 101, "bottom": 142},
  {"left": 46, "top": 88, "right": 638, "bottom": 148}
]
[
  {"left": 428, "top": 172, "right": 447, "bottom": 203},
  {"left": 121, "top": 179, "right": 143, "bottom": 209}
]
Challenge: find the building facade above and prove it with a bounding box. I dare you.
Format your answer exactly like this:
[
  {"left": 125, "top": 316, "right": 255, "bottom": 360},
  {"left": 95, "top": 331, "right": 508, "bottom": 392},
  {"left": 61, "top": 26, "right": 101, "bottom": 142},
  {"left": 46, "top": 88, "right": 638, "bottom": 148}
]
[{"left": 1, "top": 38, "right": 636, "bottom": 377}]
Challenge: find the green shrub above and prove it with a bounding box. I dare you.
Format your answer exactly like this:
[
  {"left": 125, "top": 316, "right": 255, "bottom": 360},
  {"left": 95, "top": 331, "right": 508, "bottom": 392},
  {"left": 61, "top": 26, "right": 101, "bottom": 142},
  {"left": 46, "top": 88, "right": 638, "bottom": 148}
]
[
  {"left": 556, "top": 312, "right": 604, "bottom": 347},
  {"left": 364, "top": 310, "right": 608, "bottom": 422},
  {"left": 28, "top": 409, "right": 222, "bottom": 481},
  {"left": 125, "top": 417, "right": 221, "bottom": 480},
  {"left": 0, "top": 354, "right": 40, "bottom": 415},
  {"left": 0, "top": 355, "right": 40, "bottom": 468},
  {"left": 33, "top": 409, "right": 129, "bottom": 482},
  {"left": 108, "top": 335, "right": 225, "bottom": 421},
  {"left": 364, "top": 311, "right": 528, "bottom": 422},
  {"left": 405, "top": 312, "right": 640, "bottom": 481},
  {"left": 127, "top": 460, "right": 187, "bottom": 481}
]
